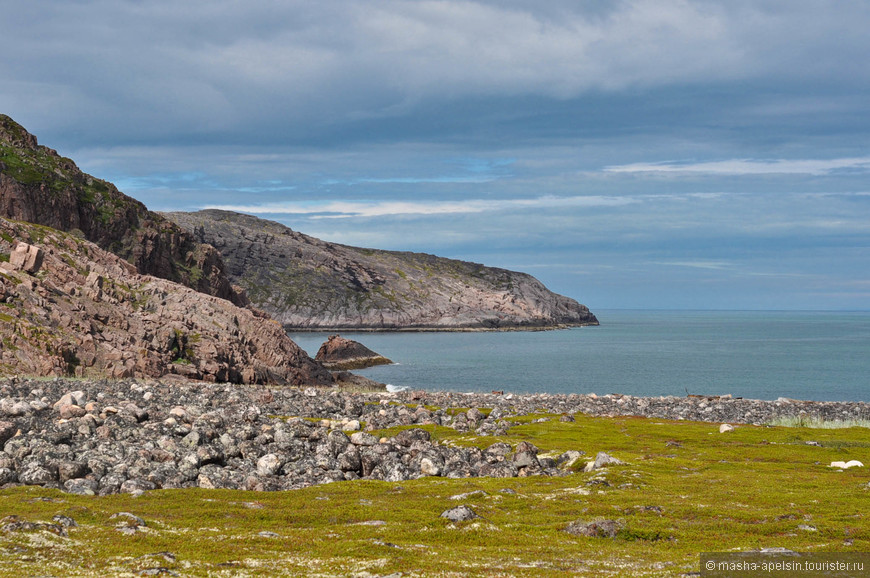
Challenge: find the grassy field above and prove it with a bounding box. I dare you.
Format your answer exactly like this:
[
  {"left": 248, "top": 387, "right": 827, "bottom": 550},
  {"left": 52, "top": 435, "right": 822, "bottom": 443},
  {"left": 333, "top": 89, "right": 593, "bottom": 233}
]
[{"left": 1, "top": 411, "right": 868, "bottom": 577}]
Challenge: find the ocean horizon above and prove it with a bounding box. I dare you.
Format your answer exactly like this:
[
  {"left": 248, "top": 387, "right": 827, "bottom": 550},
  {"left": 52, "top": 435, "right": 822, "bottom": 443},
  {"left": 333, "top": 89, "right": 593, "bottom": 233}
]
[{"left": 289, "top": 309, "right": 870, "bottom": 403}]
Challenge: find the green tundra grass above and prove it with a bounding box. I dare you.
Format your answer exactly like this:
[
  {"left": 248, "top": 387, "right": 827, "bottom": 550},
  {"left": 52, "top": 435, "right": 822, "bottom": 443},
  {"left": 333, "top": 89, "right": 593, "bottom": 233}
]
[{"left": 1, "top": 411, "right": 868, "bottom": 577}]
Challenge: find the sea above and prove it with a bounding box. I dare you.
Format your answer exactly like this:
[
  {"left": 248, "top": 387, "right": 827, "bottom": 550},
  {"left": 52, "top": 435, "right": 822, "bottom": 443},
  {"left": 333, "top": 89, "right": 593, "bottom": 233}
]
[{"left": 288, "top": 310, "right": 870, "bottom": 403}]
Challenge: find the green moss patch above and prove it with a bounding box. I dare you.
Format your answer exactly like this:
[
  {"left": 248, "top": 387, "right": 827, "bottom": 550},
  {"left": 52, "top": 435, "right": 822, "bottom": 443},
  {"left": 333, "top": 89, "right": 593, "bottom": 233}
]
[{"left": 0, "top": 413, "right": 868, "bottom": 576}]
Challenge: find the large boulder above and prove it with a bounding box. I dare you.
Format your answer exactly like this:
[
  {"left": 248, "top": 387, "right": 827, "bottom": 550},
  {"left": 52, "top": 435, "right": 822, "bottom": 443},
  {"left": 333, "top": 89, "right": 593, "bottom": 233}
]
[
  {"left": 315, "top": 335, "right": 392, "bottom": 370},
  {"left": 7, "top": 242, "right": 43, "bottom": 273}
]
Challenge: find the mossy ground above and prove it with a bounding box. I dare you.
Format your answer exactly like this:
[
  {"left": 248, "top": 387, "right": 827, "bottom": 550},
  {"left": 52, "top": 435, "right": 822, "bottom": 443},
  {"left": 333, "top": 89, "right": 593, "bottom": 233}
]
[{"left": 1, "top": 412, "right": 868, "bottom": 577}]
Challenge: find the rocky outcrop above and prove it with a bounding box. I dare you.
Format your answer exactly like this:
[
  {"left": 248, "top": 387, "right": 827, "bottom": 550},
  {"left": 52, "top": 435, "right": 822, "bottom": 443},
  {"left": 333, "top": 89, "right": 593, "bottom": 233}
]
[
  {"left": 0, "top": 217, "right": 332, "bottom": 385},
  {"left": 0, "top": 115, "right": 245, "bottom": 306},
  {"left": 163, "top": 210, "right": 599, "bottom": 330},
  {"left": 315, "top": 334, "right": 392, "bottom": 370}
]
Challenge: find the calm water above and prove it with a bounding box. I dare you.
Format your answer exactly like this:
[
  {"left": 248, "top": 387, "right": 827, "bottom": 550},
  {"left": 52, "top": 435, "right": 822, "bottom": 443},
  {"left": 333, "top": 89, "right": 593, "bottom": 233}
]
[{"left": 288, "top": 310, "right": 870, "bottom": 402}]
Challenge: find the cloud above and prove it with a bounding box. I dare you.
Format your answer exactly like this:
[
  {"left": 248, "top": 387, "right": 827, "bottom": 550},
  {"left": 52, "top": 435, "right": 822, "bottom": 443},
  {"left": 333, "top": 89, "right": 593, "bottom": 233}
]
[
  {"left": 651, "top": 260, "right": 732, "bottom": 270},
  {"left": 604, "top": 157, "right": 870, "bottom": 176},
  {"left": 4, "top": 0, "right": 870, "bottom": 145},
  {"left": 205, "top": 194, "right": 635, "bottom": 219}
]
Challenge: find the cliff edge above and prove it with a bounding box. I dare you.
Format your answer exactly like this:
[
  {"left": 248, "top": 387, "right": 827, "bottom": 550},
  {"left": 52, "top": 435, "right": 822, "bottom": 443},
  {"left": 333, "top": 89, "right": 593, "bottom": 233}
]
[{"left": 0, "top": 115, "right": 246, "bottom": 306}]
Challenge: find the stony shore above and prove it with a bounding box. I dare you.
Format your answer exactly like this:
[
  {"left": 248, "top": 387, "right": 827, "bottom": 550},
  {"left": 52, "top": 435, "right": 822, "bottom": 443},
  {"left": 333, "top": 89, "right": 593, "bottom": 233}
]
[{"left": 1, "top": 377, "right": 868, "bottom": 496}]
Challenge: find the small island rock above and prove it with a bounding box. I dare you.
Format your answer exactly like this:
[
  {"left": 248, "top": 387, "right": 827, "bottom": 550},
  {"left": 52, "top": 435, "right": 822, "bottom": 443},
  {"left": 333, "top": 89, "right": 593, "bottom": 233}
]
[{"left": 315, "top": 335, "right": 393, "bottom": 370}]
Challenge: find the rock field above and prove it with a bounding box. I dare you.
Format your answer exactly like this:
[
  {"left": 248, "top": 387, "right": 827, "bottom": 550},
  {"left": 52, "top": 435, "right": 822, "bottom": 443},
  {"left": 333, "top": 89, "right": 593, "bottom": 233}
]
[{"left": 2, "top": 376, "right": 868, "bottom": 497}]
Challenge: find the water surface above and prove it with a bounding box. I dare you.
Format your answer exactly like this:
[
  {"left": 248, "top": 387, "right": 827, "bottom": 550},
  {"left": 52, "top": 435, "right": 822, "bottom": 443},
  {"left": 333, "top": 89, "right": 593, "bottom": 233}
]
[{"left": 289, "top": 310, "right": 870, "bottom": 402}]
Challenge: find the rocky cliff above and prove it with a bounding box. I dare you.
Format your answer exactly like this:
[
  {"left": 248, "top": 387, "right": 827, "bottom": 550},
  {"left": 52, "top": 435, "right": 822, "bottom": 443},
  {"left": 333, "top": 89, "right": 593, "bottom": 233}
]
[
  {"left": 0, "top": 217, "right": 333, "bottom": 385},
  {"left": 163, "top": 210, "right": 598, "bottom": 330},
  {"left": 0, "top": 115, "right": 245, "bottom": 306}
]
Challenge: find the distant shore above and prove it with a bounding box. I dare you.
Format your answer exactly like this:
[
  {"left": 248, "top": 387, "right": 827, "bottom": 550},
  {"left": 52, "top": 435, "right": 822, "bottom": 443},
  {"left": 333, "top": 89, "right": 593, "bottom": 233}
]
[{"left": 284, "top": 322, "right": 599, "bottom": 332}]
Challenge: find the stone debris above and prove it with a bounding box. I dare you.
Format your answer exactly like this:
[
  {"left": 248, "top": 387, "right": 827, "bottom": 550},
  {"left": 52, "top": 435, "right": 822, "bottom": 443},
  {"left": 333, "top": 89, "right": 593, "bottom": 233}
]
[
  {"left": 2, "top": 377, "right": 869, "bottom": 496},
  {"left": 0, "top": 377, "right": 583, "bottom": 495}
]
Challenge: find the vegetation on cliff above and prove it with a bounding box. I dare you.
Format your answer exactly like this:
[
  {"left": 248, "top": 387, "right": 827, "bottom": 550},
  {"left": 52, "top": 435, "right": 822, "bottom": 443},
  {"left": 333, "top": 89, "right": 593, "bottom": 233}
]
[{"left": 0, "top": 115, "right": 244, "bottom": 306}]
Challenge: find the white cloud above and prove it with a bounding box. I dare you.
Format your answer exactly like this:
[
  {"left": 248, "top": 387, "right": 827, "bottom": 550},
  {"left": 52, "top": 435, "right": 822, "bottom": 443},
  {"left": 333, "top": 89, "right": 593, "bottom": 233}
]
[
  {"left": 604, "top": 157, "right": 870, "bottom": 176},
  {"left": 205, "top": 194, "right": 635, "bottom": 219},
  {"left": 651, "top": 260, "right": 732, "bottom": 270}
]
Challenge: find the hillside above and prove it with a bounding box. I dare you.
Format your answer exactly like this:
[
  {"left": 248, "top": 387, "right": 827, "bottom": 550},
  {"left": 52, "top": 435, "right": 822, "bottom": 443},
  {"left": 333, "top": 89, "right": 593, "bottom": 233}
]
[
  {"left": 164, "top": 210, "right": 598, "bottom": 330},
  {"left": 0, "top": 115, "right": 245, "bottom": 306},
  {"left": 0, "top": 217, "right": 332, "bottom": 385}
]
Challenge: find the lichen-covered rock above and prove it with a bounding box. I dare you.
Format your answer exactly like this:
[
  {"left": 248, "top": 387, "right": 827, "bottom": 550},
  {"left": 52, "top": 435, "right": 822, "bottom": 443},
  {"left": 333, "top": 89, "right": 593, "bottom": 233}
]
[
  {"left": 565, "top": 519, "right": 622, "bottom": 538},
  {"left": 440, "top": 505, "right": 479, "bottom": 522}
]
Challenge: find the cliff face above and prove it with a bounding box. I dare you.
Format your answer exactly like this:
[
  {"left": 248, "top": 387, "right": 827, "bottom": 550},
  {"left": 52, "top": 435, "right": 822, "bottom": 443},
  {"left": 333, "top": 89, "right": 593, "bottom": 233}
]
[
  {"left": 0, "top": 217, "right": 333, "bottom": 385},
  {"left": 164, "top": 210, "right": 599, "bottom": 330},
  {"left": 0, "top": 115, "right": 245, "bottom": 306}
]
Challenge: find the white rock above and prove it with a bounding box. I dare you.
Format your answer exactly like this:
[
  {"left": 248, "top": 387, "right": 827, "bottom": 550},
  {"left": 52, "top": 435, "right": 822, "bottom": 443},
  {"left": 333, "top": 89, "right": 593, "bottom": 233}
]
[
  {"left": 53, "top": 391, "right": 87, "bottom": 410},
  {"left": 257, "top": 453, "right": 284, "bottom": 476},
  {"left": 719, "top": 423, "right": 735, "bottom": 433},
  {"left": 583, "top": 451, "right": 624, "bottom": 472},
  {"left": 420, "top": 457, "right": 441, "bottom": 476},
  {"left": 342, "top": 420, "right": 361, "bottom": 432},
  {"left": 350, "top": 432, "right": 378, "bottom": 446},
  {"left": 829, "top": 460, "right": 864, "bottom": 469}
]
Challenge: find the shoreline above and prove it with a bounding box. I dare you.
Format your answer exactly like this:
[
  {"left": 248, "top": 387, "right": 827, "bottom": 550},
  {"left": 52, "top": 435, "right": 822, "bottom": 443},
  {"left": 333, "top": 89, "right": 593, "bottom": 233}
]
[{"left": 283, "top": 321, "right": 600, "bottom": 333}]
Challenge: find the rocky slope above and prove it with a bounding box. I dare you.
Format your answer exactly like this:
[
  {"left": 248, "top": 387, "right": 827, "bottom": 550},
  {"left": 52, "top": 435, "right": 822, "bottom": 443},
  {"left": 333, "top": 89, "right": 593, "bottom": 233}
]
[
  {"left": 0, "top": 115, "right": 245, "bottom": 306},
  {"left": 164, "top": 210, "right": 599, "bottom": 330},
  {"left": 0, "top": 217, "right": 332, "bottom": 385}
]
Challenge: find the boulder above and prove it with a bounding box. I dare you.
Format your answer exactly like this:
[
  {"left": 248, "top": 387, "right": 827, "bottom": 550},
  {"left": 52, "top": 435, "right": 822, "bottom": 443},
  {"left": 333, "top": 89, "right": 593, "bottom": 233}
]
[
  {"left": 584, "top": 452, "right": 625, "bottom": 472},
  {"left": 565, "top": 519, "right": 622, "bottom": 538},
  {"left": 440, "top": 505, "right": 479, "bottom": 523},
  {"left": 315, "top": 335, "right": 392, "bottom": 370},
  {"left": 8, "top": 242, "right": 43, "bottom": 273}
]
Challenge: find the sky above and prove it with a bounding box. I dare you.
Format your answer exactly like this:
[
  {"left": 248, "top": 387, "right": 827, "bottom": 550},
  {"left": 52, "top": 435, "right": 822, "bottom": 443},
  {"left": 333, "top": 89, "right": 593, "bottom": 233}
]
[{"left": 2, "top": 0, "right": 869, "bottom": 311}]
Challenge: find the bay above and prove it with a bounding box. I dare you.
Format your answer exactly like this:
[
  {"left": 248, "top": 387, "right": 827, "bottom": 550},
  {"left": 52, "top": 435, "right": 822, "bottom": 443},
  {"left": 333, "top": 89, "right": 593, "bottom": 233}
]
[{"left": 288, "top": 310, "right": 870, "bottom": 402}]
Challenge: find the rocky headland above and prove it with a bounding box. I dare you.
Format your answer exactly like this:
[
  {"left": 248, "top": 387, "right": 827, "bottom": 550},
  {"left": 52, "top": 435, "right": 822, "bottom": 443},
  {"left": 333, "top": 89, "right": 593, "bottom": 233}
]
[
  {"left": 0, "top": 217, "right": 332, "bottom": 385},
  {"left": 163, "top": 209, "right": 598, "bottom": 331},
  {"left": 1, "top": 376, "right": 867, "bottom": 496}
]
